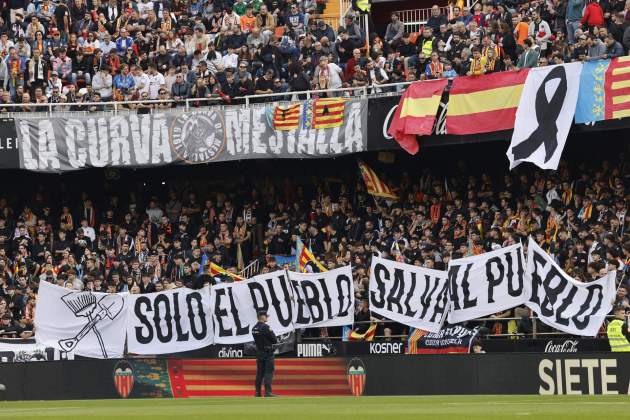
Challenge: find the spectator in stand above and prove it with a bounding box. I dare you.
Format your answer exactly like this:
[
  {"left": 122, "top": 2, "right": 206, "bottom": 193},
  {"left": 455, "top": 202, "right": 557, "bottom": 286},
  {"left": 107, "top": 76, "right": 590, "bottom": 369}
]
[
  {"left": 581, "top": 0, "right": 606, "bottom": 31},
  {"left": 427, "top": 5, "right": 447, "bottom": 34},
  {"left": 384, "top": 12, "right": 404, "bottom": 47}
]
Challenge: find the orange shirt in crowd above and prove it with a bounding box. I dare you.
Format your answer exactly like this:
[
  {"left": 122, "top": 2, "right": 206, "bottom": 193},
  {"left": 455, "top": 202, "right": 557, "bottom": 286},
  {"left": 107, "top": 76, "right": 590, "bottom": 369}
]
[
  {"left": 515, "top": 21, "right": 529, "bottom": 45},
  {"left": 240, "top": 15, "right": 256, "bottom": 32}
]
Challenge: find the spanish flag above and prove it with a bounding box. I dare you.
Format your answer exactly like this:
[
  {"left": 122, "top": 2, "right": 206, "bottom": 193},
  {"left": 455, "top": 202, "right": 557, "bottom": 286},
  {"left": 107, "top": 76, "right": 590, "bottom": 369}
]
[
  {"left": 446, "top": 70, "right": 529, "bottom": 135},
  {"left": 273, "top": 104, "right": 300, "bottom": 130},
  {"left": 358, "top": 161, "right": 398, "bottom": 200},
  {"left": 208, "top": 262, "right": 244, "bottom": 281},
  {"left": 348, "top": 324, "right": 377, "bottom": 341},
  {"left": 312, "top": 98, "right": 345, "bottom": 129},
  {"left": 297, "top": 242, "right": 328, "bottom": 273},
  {"left": 387, "top": 79, "right": 448, "bottom": 154}
]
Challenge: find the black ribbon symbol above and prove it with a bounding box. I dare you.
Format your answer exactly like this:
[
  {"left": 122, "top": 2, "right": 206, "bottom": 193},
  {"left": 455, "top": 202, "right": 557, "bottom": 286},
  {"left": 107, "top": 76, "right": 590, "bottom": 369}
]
[{"left": 512, "top": 65, "right": 567, "bottom": 163}]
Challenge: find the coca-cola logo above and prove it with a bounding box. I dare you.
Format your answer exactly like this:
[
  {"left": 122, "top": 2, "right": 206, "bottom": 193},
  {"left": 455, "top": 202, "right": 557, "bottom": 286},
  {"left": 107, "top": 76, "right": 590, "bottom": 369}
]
[{"left": 544, "top": 340, "right": 579, "bottom": 353}]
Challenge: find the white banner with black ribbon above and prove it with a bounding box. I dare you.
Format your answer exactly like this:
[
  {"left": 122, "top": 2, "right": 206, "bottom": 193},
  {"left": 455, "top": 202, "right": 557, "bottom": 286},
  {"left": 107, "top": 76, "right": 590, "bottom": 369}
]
[
  {"left": 525, "top": 237, "right": 616, "bottom": 337},
  {"left": 508, "top": 62, "right": 582, "bottom": 170},
  {"left": 126, "top": 286, "right": 213, "bottom": 355},
  {"left": 447, "top": 243, "right": 527, "bottom": 324},
  {"left": 290, "top": 266, "right": 355, "bottom": 328},
  {"left": 34, "top": 280, "right": 129, "bottom": 359},
  {"left": 211, "top": 271, "right": 295, "bottom": 344},
  {"left": 369, "top": 256, "right": 449, "bottom": 332}
]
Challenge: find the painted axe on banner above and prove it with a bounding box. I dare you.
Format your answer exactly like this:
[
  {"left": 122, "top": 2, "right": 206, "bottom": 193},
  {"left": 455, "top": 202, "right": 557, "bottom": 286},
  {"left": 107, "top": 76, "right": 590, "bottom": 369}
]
[{"left": 58, "top": 294, "right": 124, "bottom": 356}]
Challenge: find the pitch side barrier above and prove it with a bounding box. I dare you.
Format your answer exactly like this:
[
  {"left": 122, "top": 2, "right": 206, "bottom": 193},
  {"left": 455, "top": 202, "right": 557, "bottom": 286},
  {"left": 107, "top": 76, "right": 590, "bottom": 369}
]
[{"left": 0, "top": 353, "right": 628, "bottom": 400}]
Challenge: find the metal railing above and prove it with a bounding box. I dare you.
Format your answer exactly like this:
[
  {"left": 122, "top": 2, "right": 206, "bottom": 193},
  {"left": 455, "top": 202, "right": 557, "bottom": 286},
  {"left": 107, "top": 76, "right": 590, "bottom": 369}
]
[
  {"left": 0, "top": 82, "right": 413, "bottom": 116},
  {"left": 394, "top": 7, "right": 452, "bottom": 34}
]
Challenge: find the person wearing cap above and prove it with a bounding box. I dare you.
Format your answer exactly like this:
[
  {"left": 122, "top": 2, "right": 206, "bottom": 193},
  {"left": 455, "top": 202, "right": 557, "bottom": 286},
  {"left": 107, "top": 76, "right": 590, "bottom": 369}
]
[
  {"left": 252, "top": 310, "right": 278, "bottom": 397},
  {"left": 607, "top": 305, "right": 630, "bottom": 352}
]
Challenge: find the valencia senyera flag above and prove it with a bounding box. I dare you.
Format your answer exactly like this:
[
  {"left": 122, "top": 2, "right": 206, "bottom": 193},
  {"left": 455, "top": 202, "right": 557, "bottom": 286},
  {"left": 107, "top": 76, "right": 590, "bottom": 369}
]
[
  {"left": 358, "top": 161, "right": 398, "bottom": 200},
  {"left": 387, "top": 79, "right": 448, "bottom": 154},
  {"left": 312, "top": 98, "right": 345, "bottom": 129}
]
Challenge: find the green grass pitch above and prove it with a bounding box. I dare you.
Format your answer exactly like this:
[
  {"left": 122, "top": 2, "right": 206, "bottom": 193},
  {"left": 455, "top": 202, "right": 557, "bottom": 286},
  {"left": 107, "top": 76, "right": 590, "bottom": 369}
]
[{"left": 1, "top": 395, "right": 629, "bottom": 419}]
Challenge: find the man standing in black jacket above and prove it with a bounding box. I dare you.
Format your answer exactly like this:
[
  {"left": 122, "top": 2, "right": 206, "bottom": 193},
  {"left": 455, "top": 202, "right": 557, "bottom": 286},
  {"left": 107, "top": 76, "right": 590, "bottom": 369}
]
[{"left": 252, "top": 310, "right": 277, "bottom": 397}]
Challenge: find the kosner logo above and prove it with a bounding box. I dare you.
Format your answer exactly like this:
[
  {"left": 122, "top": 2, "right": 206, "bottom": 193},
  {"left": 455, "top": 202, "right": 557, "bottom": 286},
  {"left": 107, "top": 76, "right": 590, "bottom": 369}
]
[
  {"left": 544, "top": 340, "right": 579, "bottom": 353},
  {"left": 218, "top": 347, "right": 243, "bottom": 358},
  {"left": 296, "top": 343, "right": 333, "bottom": 358},
  {"left": 369, "top": 342, "right": 404, "bottom": 354}
]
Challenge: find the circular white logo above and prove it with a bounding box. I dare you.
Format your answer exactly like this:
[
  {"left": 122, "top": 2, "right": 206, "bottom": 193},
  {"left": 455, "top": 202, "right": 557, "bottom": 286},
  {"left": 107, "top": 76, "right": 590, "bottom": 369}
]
[{"left": 169, "top": 112, "right": 226, "bottom": 163}]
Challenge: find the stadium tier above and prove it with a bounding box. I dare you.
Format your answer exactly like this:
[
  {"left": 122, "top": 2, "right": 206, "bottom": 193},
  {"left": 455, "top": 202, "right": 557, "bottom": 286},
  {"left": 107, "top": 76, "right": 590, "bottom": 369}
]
[{"left": 0, "top": 0, "right": 629, "bottom": 409}]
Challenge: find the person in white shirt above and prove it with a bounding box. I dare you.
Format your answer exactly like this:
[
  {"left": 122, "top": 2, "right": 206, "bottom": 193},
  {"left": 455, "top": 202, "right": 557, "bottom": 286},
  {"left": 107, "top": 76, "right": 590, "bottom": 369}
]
[
  {"left": 79, "top": 219, "right": 96, "bottom": 242},
  {"left": 137, "top": 0, "right": 155, "bottom": 19},
  {"left": 221, "top": 46, "right": 239, "bottom": 70},
  {"left": 146, "top": 64, "right": 166, "bottom": 99},
  {"left": 132, "top": 65, "right": 151, "bottom": 96},
  {"left": 313, "top": 55, "right": 343, "bottom": 95},
  {"left": 91, "top": 67, "right": 113, "bottom": 100},
  {"left": 99, "top": 33, "right": 116, "bottom": 55},
  {"left": 46, "top": 71, "right": 63, "bottom": 96}
]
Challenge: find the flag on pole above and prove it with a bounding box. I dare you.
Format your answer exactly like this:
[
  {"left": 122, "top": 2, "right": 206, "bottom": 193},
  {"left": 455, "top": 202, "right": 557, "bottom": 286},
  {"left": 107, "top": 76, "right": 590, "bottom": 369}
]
[
  {"left": 358, "top": 161, "right": 398, "bottom": 200},
  {"left": 348, "top": 324, "right": 377, "bottom": 341},
  {"left": 272, "top": 104, "right": 301, "bottom": 130},
  {"left": 387, "top": 79, "right": 448, "bottom": 154},
  {"left": 208, "top": 262, "right": 244, "bottom": 281},
  {"left": 312, "top": 98, "right": 345, "bottom": 129},
  {"left": 298, "top": 243, "right": 328, "bottom": 273}
]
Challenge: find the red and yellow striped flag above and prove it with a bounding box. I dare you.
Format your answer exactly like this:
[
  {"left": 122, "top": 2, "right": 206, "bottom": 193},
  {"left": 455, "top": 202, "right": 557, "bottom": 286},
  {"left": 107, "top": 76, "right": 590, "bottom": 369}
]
[
  {"left": 358, "top": 161, "right": 398, "bottom": 200},
  {"left": 348, "top": 323, "right": 377, "bottom": 341},
  {"left": 273, "top": 104, "right": 301, "bottom": 130},
  {"left": 446, "top": 69, "right": 529, "bottom": 135},
  {"left": 208, "top": 262, "right": 244, "bottom": 281},
  {"left": 312, "top": 98, "right": 345, "bottom": 129},
  {"left": 298, "top": 246, "right": 327, "bottom": 273},
  {"left": 387, "top": 79, "right": 448, "bottom": 154}
]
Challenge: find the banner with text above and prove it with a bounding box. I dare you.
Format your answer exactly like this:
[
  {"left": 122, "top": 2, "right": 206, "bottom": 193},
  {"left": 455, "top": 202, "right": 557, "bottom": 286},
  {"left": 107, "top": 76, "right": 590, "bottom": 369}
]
[
  {"left": 411, "top": 326, "right": 479, "bottom": 354},
  {"left": 447, "top": 243, "right": 526, "bottom": 324},
  {"left": 210, "top": 271, "right": 295, "bottom": 344},
  {"left": 126, "top": 287, "right": 213, "bottom": 355},
  {"left": 14, "top": 100, "right": 367, "bottom": 172},
  {"left": 34, "top": 280, "right": 129, "bottom": 359},
  {"left": 369, "top": 257, "right": 449, "bottom": 332},
  {"left": 290, "top": 266, "right": 355, "bottom": 328},
  {"left": 525, "top": 237, "right": 616, "bottom": 337}
]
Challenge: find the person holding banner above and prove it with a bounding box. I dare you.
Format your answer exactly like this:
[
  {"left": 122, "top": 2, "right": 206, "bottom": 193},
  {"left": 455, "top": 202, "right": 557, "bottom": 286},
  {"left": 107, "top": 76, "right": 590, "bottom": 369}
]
[{"left": 252, "top": 310, "right": 278, "bottom": 397}]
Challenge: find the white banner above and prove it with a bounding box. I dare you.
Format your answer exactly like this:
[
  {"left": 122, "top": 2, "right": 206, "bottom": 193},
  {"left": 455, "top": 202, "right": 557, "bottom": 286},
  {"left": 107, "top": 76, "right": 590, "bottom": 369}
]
[
  {"left": 290, "top": 266, "right": 355, "bottom": 328},
  {"left": 126, "top": 286, "right": 213, "bottom": 354},
  {"left": 211, "top": 271, "right": 295, "bottom": 344},
  {"left": 525, "top": 237, "right": 616, "bottom": 337},
  {"left": 369, "top": 257, "right": 449, "bottom": 332},
  {"left": 34, "top": 281, "right": 128, "bottom": 358},
  {"left": 447, "top": 243, "right": 527, "bottom": 324},
  {"left": 0, "top": 339, "right": 72, "bottom": 362},
  {"left": 508, "top": 62, "right": 582, "bottom": 170}
]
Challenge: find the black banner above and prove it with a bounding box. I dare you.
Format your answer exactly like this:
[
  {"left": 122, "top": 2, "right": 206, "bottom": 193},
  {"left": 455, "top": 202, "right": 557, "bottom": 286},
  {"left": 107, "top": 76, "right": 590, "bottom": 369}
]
[
  {"left": 366, "top": 95, "right": 403, "bottom": 152},
  {"left": 0, "top": 118, "right": 20, "bottom": 169},
  {"left": 1, "top": 353, "right": 629, "bottom": 399}
]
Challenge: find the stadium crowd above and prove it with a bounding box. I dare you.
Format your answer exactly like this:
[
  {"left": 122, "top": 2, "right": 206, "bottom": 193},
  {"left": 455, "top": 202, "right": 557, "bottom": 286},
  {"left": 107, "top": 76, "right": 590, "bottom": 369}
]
[
  {"left": 0, "top": 147, "right": 628, "bottom": 339},
  {"left": 1, "top": 0, "right": 630, "bottom": 109}
]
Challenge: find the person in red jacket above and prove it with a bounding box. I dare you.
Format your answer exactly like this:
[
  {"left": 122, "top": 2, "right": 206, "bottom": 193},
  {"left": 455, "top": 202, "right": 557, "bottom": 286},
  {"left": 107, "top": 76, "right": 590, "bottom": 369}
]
[{"left": 581, "top": 0, "right": 605, "bottom": 30}]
